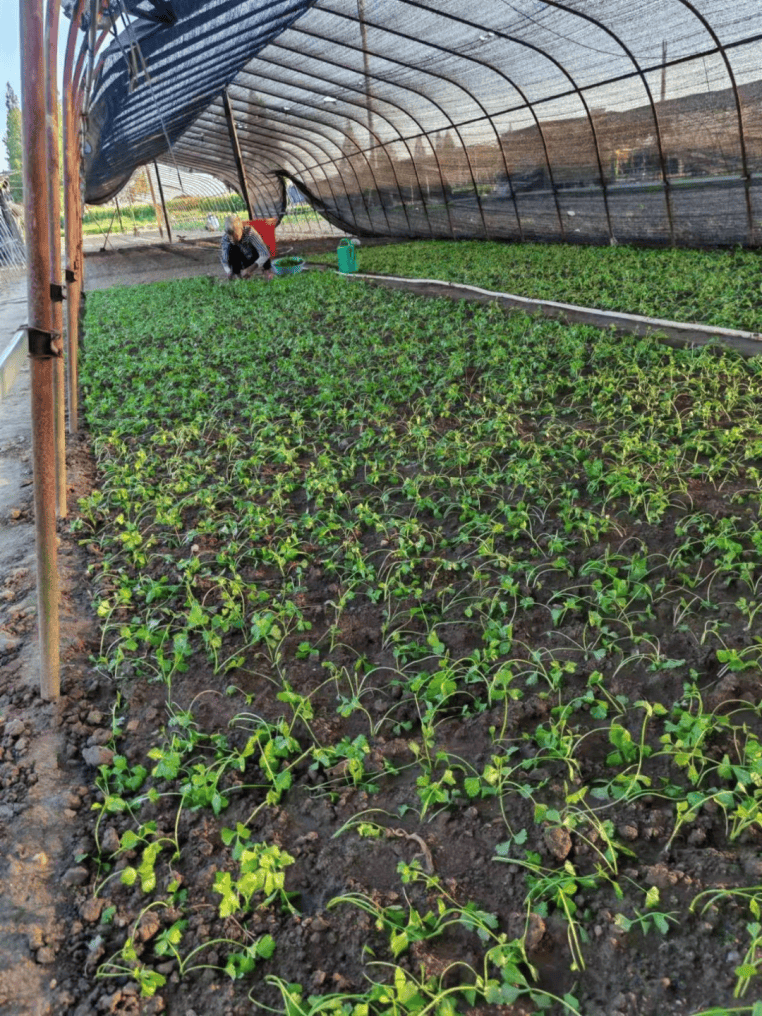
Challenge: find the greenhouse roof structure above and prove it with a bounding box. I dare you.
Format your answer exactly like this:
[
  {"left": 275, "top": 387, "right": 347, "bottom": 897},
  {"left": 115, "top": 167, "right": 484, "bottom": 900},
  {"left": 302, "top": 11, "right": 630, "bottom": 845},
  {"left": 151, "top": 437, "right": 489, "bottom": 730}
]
[{"left": 72, "top": 0, "right": 762, "bottom": 246}]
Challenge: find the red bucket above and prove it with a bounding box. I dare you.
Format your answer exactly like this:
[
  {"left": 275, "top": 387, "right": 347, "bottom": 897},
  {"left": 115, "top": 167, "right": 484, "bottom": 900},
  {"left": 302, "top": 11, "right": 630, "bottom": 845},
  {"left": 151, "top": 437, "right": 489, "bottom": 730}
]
[{"left": 246, "top": 218, "right": 277, "bottom": 256}]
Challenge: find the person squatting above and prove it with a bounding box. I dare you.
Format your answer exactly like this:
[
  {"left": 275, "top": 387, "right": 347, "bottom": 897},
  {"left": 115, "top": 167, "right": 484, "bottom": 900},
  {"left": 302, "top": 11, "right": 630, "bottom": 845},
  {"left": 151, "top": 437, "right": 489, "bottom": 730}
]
[{"left": 220, "top": 215, "right": 273, "bottom": 280}]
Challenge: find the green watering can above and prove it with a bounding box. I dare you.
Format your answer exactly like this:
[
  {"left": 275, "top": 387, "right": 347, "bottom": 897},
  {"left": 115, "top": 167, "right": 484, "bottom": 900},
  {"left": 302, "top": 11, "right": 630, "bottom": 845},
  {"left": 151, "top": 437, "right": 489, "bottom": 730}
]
[{"left": 337, "top": 238, "right": 358, "bottom": 273}]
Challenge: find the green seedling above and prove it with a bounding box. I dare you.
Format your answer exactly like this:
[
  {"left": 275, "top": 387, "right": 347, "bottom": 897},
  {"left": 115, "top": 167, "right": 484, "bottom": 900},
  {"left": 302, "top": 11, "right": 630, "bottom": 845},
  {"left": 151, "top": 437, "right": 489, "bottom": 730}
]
[{"left": 214, "top": 827, "right": 298, "bottom": 916}]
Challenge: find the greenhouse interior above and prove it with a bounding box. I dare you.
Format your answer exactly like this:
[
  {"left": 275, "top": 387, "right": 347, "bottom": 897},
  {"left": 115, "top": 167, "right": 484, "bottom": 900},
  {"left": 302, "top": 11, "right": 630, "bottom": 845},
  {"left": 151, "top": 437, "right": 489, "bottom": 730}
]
[{"left": 2, "top": 2, "right": 762, "bottom": 1015}]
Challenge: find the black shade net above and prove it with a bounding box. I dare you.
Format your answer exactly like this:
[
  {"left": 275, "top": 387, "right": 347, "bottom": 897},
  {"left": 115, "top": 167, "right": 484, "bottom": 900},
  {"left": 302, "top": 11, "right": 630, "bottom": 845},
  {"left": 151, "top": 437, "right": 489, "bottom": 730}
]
[{"left": 75, "top": 0, "right": 762, "bottom": 246}]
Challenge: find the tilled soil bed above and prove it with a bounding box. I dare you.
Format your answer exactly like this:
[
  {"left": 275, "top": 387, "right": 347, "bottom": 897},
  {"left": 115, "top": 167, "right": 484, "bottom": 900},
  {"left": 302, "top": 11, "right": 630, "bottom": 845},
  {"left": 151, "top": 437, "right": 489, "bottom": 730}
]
[{"left": 1, "top": 256, "right": 762, "bottom": 1016}]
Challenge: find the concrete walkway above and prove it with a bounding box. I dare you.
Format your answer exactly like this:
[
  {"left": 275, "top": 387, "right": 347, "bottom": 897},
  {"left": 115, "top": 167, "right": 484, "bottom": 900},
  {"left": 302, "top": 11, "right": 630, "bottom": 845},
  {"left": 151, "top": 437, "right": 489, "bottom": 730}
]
[{"left": 0, "top": 275, "right": 29, "bottom": 401}]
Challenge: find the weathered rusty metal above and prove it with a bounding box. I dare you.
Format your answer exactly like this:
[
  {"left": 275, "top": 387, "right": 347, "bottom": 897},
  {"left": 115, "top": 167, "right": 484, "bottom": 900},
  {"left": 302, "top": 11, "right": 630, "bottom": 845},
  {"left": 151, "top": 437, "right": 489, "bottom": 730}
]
[
  {"left": 63, "top": 0, "right": 88, "bottom": 435},
  {"left": 152, "top": 161, "right": 173, "bottom": 243},
  {"left": 21, "top": 0, "right": 60, "bottom": 700},
  {"left": 223, "top": 89, "right": 255, "bottom": 220},
  {"left": 146, "top": 164, "right": 165, "bottom": 238},
  {"left": 47, "top": 0, "right": 67, "bottom": 517}
]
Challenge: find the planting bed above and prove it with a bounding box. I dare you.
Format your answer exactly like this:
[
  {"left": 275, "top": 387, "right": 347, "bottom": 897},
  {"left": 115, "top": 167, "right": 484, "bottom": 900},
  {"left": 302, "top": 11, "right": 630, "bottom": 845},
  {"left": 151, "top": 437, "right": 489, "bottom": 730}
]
[
  {"left": 29, "top": 267, "right": 762, "bottom": 1015},
  {"left": 307, "top": 240, "right": 762, "bottom": 333}
]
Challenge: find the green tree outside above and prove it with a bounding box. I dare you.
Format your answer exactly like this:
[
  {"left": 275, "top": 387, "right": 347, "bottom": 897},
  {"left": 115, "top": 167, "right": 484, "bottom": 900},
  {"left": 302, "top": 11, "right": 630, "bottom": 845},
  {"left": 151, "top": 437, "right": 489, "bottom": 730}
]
[{"left": 3, "top": 83, "right": 23, "bottom": 201}]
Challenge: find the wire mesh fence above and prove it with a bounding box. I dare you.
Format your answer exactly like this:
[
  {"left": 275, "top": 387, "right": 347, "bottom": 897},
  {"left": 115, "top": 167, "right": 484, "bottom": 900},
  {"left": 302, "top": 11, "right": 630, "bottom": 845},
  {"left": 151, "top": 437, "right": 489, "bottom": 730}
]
[{"left": 0, "top": 180, "right": 26, "bottom": 275}]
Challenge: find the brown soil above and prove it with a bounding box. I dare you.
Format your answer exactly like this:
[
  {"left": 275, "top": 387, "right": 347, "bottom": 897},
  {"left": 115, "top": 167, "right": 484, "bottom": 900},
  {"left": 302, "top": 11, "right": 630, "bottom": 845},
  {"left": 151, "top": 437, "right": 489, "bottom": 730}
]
[{"left": 0, "top": 238, "right": 760, "bottom": 1016}]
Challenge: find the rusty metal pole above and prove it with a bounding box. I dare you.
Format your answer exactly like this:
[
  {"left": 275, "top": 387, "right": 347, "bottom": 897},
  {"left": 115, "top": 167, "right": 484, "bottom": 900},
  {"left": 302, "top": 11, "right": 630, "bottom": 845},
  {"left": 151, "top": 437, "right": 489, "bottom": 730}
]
[
  {"left": 152, "top": 161, "right": 173, "bottom": 243},
  {"left": 146, "top": 165, "right": 165, "bottom": 239},
  {"left": 63, "top": 0, "right": 87, "bottom": 435},
  {"left": 114, "top": 195, "right": 124, "bottom": 234},
  {"left": 47, "top": 0, "right": 67, "bottom": 517},
  {"left": 21, "top": 0, "right": 60, "bottom": 700},
  {"left": 357, "top": 0, "right": 374, "bottom": 152},
  {"left": 222, "top": 89, "right": 254, "bottom": 219}
]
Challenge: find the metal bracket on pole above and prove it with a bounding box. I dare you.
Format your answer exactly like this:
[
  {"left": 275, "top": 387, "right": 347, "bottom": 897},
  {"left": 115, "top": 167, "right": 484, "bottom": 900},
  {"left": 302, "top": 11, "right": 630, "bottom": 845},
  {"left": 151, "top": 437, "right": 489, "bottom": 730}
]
[
  {"left": 50, "top": 282, "right": 66, "bottom": 302},
  {"left": 23, "top": 326, "right": 63, "bottom": 358},
  {"left": 65, "top": 268, "right": 76, "bottom": 283}
]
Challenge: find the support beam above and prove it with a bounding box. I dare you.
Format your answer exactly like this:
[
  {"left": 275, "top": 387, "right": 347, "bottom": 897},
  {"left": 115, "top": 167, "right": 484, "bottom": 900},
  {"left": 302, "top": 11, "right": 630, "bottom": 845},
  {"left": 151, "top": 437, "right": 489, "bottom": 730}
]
[
  {"left": 63, "top": 0, "right": 87, "bottom": 435},
  {"left": 357, "top": 0, "right": 374, "bottom": 151},
  {"left": 146, "top": 165, "right": 165, "bottom": 238},
  {"left": 47, "top": 0, "right": 67, "bottom": 518},
  {"left": 21, "top": 0, "right": 60, "bottom": 700},
  {"left": 222, "top": 89, "right": 253, "bottom": 219},
  {"left": 152, "top": 161, "right": 173, "bottom": 243}
]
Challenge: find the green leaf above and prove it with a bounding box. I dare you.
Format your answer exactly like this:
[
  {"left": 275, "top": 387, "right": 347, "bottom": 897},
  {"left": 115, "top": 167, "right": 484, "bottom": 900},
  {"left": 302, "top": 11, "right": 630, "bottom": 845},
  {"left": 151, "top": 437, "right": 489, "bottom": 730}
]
[
  {"left": 735, "top": 963, "right": 759, "bottom": 978},
  {"left": 225, "top": 951, "right": 256, "bottom": 979},
  {"left": 256, "top": 934, "right": 277, "bottom": 959},
  {"left": 613, "top": 913, "right": 633, "bottom": 932}
]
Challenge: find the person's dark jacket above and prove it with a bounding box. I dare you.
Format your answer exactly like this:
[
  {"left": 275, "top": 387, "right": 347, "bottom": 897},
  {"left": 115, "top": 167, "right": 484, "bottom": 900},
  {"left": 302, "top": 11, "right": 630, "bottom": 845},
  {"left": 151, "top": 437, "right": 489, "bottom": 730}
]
[{"left": 220, "top": 225, "right": 271, "bottom": 276}]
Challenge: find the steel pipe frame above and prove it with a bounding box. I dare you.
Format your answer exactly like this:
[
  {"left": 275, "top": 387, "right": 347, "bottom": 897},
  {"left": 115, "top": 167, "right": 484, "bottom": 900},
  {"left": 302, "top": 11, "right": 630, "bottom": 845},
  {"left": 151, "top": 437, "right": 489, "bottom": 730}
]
[
  {"left": 21, "top": 0, "right": 60, "bottom": 700},
  {"left": 311, "top": 8, "right": 496, "bottom": 240},
  {"left": 182, "top": 102, "right": 373, "bottom": 230},
  {"left": 279, "top": 24, "right": 518, "bottom": 237},
  {"left": 252, "top": 36, "right": 450, "bottom": 239},
  {"left": 63, "top": 1, "right": 105, "bottom": 441},
  {"left": 672, "top": 0, "right": 754, "bottom": 245},
  {"left": 230, "top": 65, "right": 409, "bottom": 235},
  {"left": 205, "top": 83, "right": 393, "bottom": 234},
  {"left": 63, "top": 1, "right": 86, "bottom": 437},
  {"left": 171, "top": 117, "right": 322, "bottom": 223},
  {"left": 533, "top": 0, "right": 676, "bottom": 244},
  {"left": 46, "top": 0, "right": 67, "bottom": 518},
  {"left": 315, "top": 5, "right": 559, "bottom": 240},
  {"left": 79, "top": 1, "right": 762, "bottom": 244},
  {"left": 231, "top": 41, "right": 468, "bottom": 239},
  {"left": 152, "top": 161, "right": 173, "bottom": 242},
  {"left": 64, "top": 10, "right": 114, "bottom": 429},
  {"left": 222, "top": 88, "right": 255, "bottom": 219},
  {"left": 80, "top": 2, "right": 762, "bottom": 247}
]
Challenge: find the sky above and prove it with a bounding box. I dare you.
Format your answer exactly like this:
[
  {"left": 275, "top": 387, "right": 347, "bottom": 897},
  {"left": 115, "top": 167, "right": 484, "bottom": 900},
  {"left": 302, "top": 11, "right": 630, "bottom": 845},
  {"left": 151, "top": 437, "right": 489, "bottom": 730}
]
[{"left": 1, "top": 0, "right": 70, "bottom": 172}]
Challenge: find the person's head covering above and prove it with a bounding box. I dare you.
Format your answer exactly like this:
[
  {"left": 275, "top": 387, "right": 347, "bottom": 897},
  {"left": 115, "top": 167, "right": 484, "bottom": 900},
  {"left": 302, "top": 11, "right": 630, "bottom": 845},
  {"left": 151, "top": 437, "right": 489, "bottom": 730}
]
[{"left": 224, "top": 215, "right": 244, "bottom": 242}]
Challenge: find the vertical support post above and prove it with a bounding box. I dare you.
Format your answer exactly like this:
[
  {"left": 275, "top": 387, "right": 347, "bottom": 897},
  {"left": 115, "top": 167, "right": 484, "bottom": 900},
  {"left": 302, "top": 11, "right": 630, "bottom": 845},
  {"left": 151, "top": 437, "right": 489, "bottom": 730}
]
[
  {"left": 21, "top": 0, "right": 60, "bottom": 700},
  {"left": 152, "top": 161, "right": 173, "bottom": 243},
  {"left": 46, "top": 0, "right": 67, "bottom": 518},
  {"left": 661, "top": 41, "right": 667, "bottom": 103},
  {"left": 222, "top": 89, "right": 254, "bottom": 220},
  {"left": 357, "top": 0, "right": 374, "bottom": 152},
  {"left": 63, "top": 15, "right": 82, "bottom": 435},
  {"left": 114, "top": 194, "right": 124, "bottom": 233},
  {"left": 146, "top": 164, "right": 165, "bottom": 238}
]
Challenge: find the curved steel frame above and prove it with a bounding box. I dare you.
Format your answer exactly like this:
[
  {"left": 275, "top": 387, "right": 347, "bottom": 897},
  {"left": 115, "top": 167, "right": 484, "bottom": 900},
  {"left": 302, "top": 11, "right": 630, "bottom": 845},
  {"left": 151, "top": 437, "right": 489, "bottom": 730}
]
[{"left": 74, "top": 1, "right": 762, "bottom": 249}]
